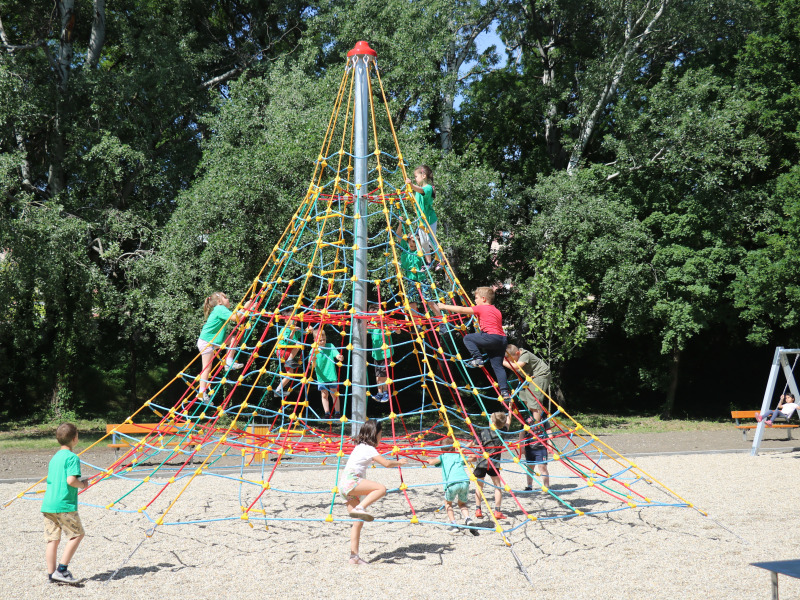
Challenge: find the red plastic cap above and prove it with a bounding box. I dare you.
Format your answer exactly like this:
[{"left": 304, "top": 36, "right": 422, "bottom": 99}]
[{"left": 347, "top": 41, "right": 377, "bottom": 57}]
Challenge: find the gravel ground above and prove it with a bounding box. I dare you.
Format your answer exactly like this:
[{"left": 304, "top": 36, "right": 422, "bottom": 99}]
[{"left": 1, "top": 444, "right": 798, "bottom": 599}]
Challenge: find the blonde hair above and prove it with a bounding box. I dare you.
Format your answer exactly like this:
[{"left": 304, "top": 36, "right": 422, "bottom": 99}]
[
  {"left": 204, "top": 292, "right": 228, "bottom": 319},
  {"left": 474, "top": 287, "right": 495, "bottom": 304}
]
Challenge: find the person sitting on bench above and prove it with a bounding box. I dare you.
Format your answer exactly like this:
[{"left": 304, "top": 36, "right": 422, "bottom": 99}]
[{"left": 756, "top": 393, "right": 800, "bottom": 425}]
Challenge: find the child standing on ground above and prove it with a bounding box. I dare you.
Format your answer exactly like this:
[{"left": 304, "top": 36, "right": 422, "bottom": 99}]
[
  {"left": 438, "top": 287, "right": 510, "bottom": 399},
  {"left": 339, "top": 419, "right": 408, "bottom": 565},
  {"left": 275, "top": 309, "right": 302, "bottom": 399},
  {"left": 519, "top": 407, "right": 551, "bottom": 490},
  {"left": 368, "top": 304, "right": 393, "bottom": 403},
  {"left": 312, "top": 327, "right": 343, "bottom": 419},
  {"left": 41, "top": 423, "right": 88, "bottom": 584},
  {"left": 197, "top": 292, "right": 245, "bottom": 400},
  {"left": 426, "top": 449, "right": 480, "bottom": 535},
  {"left": 468, "top": 411, "right": 512, "bottom": 519},
  {"left": 405, "top": 164, "right": 438, "bottom": 267}
]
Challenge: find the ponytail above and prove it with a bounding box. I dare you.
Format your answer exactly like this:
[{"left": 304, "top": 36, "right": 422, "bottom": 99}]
[{"left": 204, "top": 292, "right": 227, "bottom": 319}]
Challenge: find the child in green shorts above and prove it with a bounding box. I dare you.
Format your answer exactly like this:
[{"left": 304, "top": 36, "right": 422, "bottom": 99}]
[
  {"left": 427, "top": 449, "right": 479, "bottom": 536},
  {"left": 41, "top": 423, "right": 88, "bottom": 584}
]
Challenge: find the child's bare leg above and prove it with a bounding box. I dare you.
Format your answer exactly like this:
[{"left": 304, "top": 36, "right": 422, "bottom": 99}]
[
  {"left": 350, "top": 480, "right": 386, "bottom": 510},
  {"left": 427, "top": 301, "right": 442, "bottom": 319},
  {"left": 526, "top": 472, "right": 534, "bottom": 488},
  {"left": 490, "top": 475, "right": 503, "bottom": 510},
  {"left": 458, "top": 500, "right": 469, "bottom": 520},
  {"left": 333, "top": 392, "right": 340, "bottom": 412},
  {"left": 46, "top": 539, "right": 59, "bottom": 573},
  {"left": 60, "top": 534, "right": 84, "bottom": 566},
  {"left": 540, "top": 464, "right": 550, "bottom": 488},
  {"left": 321, "top": 390, "right": 330, "bottom": 414},
  {"left": 377, "top": 376, "right": 387, "bottom": 394},
  {"left": 350, "top": 520, "right": 364, "bottom": 556},
  {"left": 475, "top": 479, "right": 485, "bottom": 509},
  {"left": 199, "top": 352, "right": 213, "bottom": 395},
  {"left": 444, "top": 500, "right": 455, "bottom": 522}
]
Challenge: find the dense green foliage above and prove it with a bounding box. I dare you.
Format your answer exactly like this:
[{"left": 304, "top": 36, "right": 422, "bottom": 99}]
[{"left": 2, "top": 0, "right": 800, "bottom": 421}]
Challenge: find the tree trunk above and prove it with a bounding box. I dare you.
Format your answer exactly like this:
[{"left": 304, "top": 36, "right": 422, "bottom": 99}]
[
  {"left": 567, "top": 0, "right": 669, "bottom": 173},
  {"left": 662, "top": 346, "right": 680, "bottom": 418},
  {"left": 48, "top": 0, "right": 76, "bottom": 197},
  {"left": 86, "top": 0, "right": 106, "bottom": 69}
]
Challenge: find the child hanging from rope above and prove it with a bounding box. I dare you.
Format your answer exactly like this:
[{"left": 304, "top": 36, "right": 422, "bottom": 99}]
[
  {"left": 339, "top": 419, "right": 407, "bottom": 565},
  {"left": 426, "top": 448, "right": 480, "bottom": 535},
  {"left": 312, "top": 327, "right": 342, "bottom": 419},
  {"left": 395, "top": 222, "right": 442, "bottom": 320},
  {"left": 467, "top": 410, "right": 512, "bottom": 520},
  {"left": 438, "top": 287, "right": 511, "bottom": 400},
  {"left": 274, "top": 308, "right": 301, "bottom": 399},
  {"left": 368, "top": 304, "right": 392, "bottom": 403},
  {"left": 405, "top": 164, "right": 439, "bottom": 268},
  {"left": 196, "top": 292, "right": 245, "bottom": 401}
]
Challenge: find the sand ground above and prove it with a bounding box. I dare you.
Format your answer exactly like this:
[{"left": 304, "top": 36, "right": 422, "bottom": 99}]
[{"left": 0, "top": 436, "right": 798, "bottom": 600}]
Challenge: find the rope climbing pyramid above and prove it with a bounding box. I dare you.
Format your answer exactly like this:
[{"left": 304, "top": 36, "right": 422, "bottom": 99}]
[{"left": 6, "top": 42, "right": 705, "bottom": 548}]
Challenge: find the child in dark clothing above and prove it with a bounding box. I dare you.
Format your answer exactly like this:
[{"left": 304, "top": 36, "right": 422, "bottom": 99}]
[{"left": 437, "top": 287, "right": 510, "bottom": 399}]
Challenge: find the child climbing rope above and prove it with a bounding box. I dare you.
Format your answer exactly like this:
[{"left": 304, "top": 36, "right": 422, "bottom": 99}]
[
  {"left": 368, "top": 304, "right": 393, "bottom": 403},
  {"left": 196, "top": 292, "right": 245, "bottom": 401},
  {"left": 274, "top": 308, "right": 301, "bottom": 399},
  {"left": 395, "top": 222, "right": 442, "bottom": 320},
  {"left": 405, "top": 164, "right": 439, "bottom": 268},
  {"left": 438, "top": 287, "right": 511, "bottom": 400},
  {"left": 312, "top": 327, "right": 342, "bottom": 419},
  {"left": 339, "top": 419, "right": 407, "bottom": 565}
]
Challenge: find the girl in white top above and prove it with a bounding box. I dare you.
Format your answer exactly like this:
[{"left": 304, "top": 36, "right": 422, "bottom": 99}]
[
  {"left": 339, "top": 419, "right": 407, "bottom": 565},
  {"left": 756, "top": 393, "right": 800, "bottom": 425}
]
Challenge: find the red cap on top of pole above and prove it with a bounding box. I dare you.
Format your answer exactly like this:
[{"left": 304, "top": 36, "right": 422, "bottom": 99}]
[{"left": 347, "top": 41, "right": 377, "bottom": 57}]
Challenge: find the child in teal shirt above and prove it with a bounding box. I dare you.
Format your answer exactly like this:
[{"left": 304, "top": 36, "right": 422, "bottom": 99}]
[
  {"left": 427, "top": 448, "right": 479, "bottom": 535},
  {"left": 313, "top": 327, "right": 343, "bottom": 418},
  {"left": 41, "top": 423, "right": 88, "bottom": 584}
]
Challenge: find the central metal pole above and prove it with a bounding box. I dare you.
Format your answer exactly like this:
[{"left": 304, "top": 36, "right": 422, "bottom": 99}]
[{"left": 350, "top": 43, "right": 374, "bottom": 437}]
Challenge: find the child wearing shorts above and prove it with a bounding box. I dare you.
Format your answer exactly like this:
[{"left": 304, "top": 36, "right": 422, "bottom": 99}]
[
  {"left": 312, "top": 327, "right": 343, "bottom": 418},
  {"left": 468, "top": 410, "right": 511, "bottom": 520},
  {"left": 519, "top": 407, "right": 551, "bottom": 490},
  {"left": 41, "top": 423, "right": 88, "bottom": 584},
  {"left": 339, "top": 419, "right": 407, "bottom": 564},
  {"left": 427, "top": 449, "right": 479, "bottom": 535}
]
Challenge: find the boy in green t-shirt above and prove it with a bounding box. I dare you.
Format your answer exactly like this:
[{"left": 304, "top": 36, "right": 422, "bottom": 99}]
[
  {"left": 368, "top": 304, "right": 393, "bottom": 403},
  {"left": 275, "top": 309, "right": 302, "bottom": 399},
  {"left": 41, "top": 423, "right": 88, "bottom": 584},
  {"left": 312, "top": 327, "right": 343, "bottom": 419}
]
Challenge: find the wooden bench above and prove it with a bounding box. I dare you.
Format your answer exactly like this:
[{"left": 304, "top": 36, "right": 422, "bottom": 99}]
[
  {"left": 730, "top": 411, "right": 798, "bottom": 441},
  {"left": 106, "top": 423, "right": 195, "bottom": 456}
]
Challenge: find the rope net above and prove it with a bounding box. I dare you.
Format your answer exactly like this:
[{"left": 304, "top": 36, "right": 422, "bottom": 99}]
[{"left": 7, "top": 46, "right": 702, "bottom": 540}]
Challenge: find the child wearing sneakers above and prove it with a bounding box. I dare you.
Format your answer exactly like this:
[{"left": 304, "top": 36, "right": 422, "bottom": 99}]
[
  {"left": 339, "top": 419, "right": 407, "bottom": 565},
  {"left": 468, "top": 410, "right": 511, "bottom": 519},
  {"left": 41, "top": 423, "right": 88, "bottom": 584},
  {"left": 427, "top": 448, "right": 479, "bottom": 536},
  {"left": 368, "top": 304, "right": 393, "bottom": 403},
  {"left": 196, "top": 292, "right": 246, "bottom": 400},
  {"left": 312, "top": 327, "right": 343, "bottom": 419},
  {"left": 438, "top": 287, "right": 510, "bottom": 399}
]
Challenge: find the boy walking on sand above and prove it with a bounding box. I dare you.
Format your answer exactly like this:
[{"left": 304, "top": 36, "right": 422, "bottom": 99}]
[
  {"left": 42, "top": 423, "right": 88, "bottom": 584},
  {"left": 438, "top": 287, "right": 510, "bottom": 399}
]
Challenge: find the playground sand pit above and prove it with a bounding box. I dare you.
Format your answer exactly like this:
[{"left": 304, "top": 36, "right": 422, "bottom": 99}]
[{"left": 1, "top": 451, "right": 798, "bottom": 600}]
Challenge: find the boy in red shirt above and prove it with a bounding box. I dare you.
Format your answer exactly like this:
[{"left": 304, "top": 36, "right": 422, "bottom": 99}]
[{"left": 438, "top": 287, "right": 510, "bottom": 399}]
